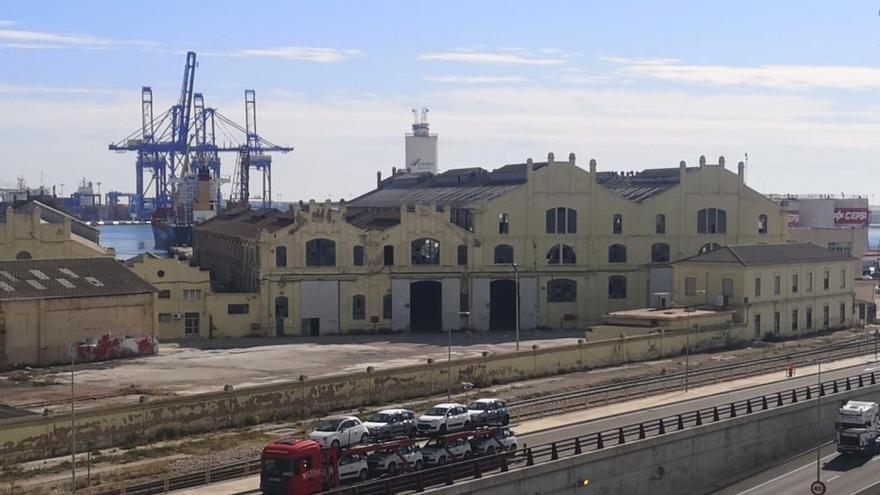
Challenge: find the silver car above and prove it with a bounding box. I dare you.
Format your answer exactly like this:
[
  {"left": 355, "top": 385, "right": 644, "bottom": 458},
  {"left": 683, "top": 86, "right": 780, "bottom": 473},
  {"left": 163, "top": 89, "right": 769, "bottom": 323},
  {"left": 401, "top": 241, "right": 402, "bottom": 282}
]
[
  {"left": 467, "top": 398, "right": 510, "bottom": 427},
  {"left": 363, "top": 409, "right": 417, "bottom": 440},
  {"left": 470, "top": 428, "right": 518, "bottom": 455},
  {"left": 420, "top": 437, "right": 472, "bottom": 466},
  {"left": 366, "top": 443, "right": 423, "bottom": 474}
]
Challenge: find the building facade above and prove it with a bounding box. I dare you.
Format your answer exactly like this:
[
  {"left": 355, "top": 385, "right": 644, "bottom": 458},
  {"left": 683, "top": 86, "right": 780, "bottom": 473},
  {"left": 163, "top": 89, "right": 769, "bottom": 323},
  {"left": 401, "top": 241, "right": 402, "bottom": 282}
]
[
  {"left": 674, "top": 243, "right": 856, "bottom": 340},
  {"left": 0, "top": 257, "right": 157, "bottom": 368},
  {"left": 0, "top": 202, "right": 111, "bottom": 260},
  {"left": 192, "top": 154, "right": 787, "bottom": 336}
]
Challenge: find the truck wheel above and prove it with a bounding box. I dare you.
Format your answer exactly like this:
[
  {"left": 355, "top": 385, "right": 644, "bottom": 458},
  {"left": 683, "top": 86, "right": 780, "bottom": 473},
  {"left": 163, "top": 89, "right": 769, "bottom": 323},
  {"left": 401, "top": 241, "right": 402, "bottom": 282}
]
[
  {"left": 331, "top": 439, "right": 340, "bottom": 450},
  {"left": 414, "top": 460, "right": 423, "bottom": 471},
  {"left": 359, "top": 468, "right": 368, "bottom": 481},
  {"left": 360, "top": 433, "right": 369, "bottom": 445}
]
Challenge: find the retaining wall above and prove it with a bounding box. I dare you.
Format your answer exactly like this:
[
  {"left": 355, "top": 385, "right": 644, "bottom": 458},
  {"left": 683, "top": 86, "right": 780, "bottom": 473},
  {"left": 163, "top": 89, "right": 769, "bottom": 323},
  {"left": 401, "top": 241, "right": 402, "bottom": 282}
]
[{"left": 0, "top": 324, "right": 746, "bottom": 463}]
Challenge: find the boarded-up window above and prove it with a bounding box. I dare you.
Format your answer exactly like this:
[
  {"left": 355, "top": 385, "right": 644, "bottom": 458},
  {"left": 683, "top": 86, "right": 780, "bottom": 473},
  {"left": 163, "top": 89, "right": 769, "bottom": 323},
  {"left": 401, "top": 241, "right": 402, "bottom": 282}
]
[{"left": 547, "top": 279, "right": 577, "bottom": 303}]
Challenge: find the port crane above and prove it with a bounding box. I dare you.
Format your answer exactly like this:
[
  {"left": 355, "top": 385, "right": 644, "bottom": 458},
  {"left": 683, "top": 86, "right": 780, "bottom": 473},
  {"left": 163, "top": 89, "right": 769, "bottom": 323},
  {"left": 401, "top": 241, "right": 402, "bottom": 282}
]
[{"left": 109, "top": 51, "right": 293, "bottom": 221}]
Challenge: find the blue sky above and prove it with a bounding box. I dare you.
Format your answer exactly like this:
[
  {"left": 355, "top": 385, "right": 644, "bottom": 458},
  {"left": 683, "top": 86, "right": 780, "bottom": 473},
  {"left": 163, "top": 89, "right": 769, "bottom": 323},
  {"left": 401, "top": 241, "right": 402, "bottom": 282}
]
[{"left": 1, "top": 1, "right": 879, "bottom": 201}]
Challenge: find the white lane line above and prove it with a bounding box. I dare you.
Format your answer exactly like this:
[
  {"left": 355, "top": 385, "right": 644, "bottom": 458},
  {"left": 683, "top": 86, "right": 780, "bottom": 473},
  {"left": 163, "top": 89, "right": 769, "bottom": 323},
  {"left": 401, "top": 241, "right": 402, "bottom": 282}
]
[
  {"left": 828, "top": 475, "right": 841, "bottom": 482},
  {"left": 735, "top": 452, "right": 838, "bottom": 495},
  {"left": 849, "top": 478, "right": 880, "bottom": 495}
]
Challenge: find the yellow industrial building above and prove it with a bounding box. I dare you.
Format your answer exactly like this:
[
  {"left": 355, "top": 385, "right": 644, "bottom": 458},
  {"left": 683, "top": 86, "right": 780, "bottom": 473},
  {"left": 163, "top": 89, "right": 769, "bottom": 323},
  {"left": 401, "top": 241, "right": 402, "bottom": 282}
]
[
  {"left": 192, "top": 153, "right": 788, "bottom": 336},
  {"left": 0, "top": 202, "right": 111, "bottom": 260}
]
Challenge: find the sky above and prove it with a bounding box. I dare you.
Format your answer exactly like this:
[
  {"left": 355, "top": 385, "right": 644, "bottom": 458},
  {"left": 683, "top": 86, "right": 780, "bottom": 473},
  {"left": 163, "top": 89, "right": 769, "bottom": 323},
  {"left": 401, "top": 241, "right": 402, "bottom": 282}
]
[{"left": 1, "top": 1, "right": 880, "bottom": 202}]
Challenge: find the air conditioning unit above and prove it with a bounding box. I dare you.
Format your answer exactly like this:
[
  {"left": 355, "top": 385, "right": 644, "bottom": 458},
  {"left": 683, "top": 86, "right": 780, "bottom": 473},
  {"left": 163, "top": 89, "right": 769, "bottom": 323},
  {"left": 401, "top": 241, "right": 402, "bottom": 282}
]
[{"left": 172, "top": 313, "right": 183, "bottom": 321}]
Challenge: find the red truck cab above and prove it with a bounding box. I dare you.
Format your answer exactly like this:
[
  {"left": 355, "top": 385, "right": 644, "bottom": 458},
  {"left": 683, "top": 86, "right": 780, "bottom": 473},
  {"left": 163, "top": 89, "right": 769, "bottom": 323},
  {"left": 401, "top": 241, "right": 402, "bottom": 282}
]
[{"left": 261, "top": 438, "right": 339, "bottom": 495}]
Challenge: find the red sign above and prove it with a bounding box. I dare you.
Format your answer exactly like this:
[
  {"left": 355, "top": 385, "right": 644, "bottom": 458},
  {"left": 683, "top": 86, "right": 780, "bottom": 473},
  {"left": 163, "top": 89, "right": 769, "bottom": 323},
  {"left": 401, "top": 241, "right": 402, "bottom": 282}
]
[
  {"left": 834, "top": 208, "right": 869, "bottom": 225},
  {"left": 784, "top": 210, "right": 800, "bottom": 228}
]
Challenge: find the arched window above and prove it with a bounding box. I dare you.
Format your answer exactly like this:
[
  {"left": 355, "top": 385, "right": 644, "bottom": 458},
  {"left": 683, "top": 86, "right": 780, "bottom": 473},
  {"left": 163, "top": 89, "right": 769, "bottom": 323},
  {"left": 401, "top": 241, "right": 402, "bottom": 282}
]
[
  {"left": 608, "top": 275, "right": 627, "bottom": 299},
  {"left": 697, "top": 208, "right": 727, "bottom": 234},
  {"left": 457, "top": 245, "right": 468, "bottom": 265},
  {"left": 546, "top": 244, "right": 576, "bottom": 264},
  {"left": 275, "top": 246, "right": 287, "bottom": 267},
  {"left": 758, "top": 214, "right": 768, "bottom": 234},
  {"left": 494, "top": 244, "right": 514, "bottom": 264},
  {"left": 608, "top": 244, "right": 627, "bottom": 263},
  {"left": 612, "top": 214, "right": 623, "bottom": 234},
  {"left": 547, "top": 279, "right": 577, "bottom": 303},
  {"left": 411, "top": 238, "right": 440, "bottom": 265},
  {"left": 305, "top": 239, "right": 336, "bottom": 266},
  {"left": 651, "top": 243, "right": 670, "bottom": 263},
  {"left": 15, "top": 251, "right": 31, "bottom": 260},
  {"left": 353, "top": 245, "right": 365, "bottom": 266},
  {"left": 698, "top": 242, "right": 722, "bottom": 255},
  {"left": 352, "top": 295, "right": 366, "bottom": 320},
  {"left": 656, "top": 214, "right": 666, "bottom": 234},
  {"left": 545, "top": 207, "right": 577, "bottom": 234}
]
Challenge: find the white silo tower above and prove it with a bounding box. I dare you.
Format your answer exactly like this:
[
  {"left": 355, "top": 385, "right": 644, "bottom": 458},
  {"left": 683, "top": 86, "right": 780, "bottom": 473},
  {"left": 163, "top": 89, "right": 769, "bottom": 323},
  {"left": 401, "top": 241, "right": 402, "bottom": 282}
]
[{"left": 405, "top": 107, "right": 438, "bottom": 174}]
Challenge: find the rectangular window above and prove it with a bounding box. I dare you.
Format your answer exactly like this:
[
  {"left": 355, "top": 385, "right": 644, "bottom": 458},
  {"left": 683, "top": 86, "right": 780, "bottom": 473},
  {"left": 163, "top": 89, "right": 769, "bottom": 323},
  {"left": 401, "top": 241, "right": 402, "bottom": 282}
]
[
  {"left": 722, "top": 278, "right": 733, "bottom": 305},
  {"left": 158, "top": 289, "right": 171, "bottom": 299},
  {"left": 499, "top": 213, "right": 509, "bottom": 234},
  {"left": 754, "top": 313, "right": 761, "bottom": 337},
  {"left": 383, "top": 245, "right": 394, "bottom": 266},
  {"left": 382, "top": 294, "right": 393, "bottom": 320},
  {"left": 459, "top": 291, "right": 469, "bottom": 313},
  {"left": 184, "top": 312, "right": 200, "bottom": 336},
  {"left": 567, "top": 208, "right": 577, "bottom": 234},
  {"left": 807, "top": 272, "right": 813, "bottom": 292},
  {"left": 353, "top": 246, "right": 364, "bottom": 266},
  {"left": 774, "top": 275, "right": 781, "bottom": 295},
  {"left": 183, "top": 289, "right": 201, "bottom": 301},
  {"left": 656, "top": 214, "right": 666, "bottom": 234},
  {"left": 754, "top": 277, "right": 761, "bottom": 297},
  {"left": 840, "top": 303, "right": 846, "bottom": 325},
  {"left": 791, "top": 273, "right": 798, "bottom": 294},
  {"left": 792, "top": 309, "right": 798, "bottom": 331},
  {"left": 697, "top": 209, "right": 707, "bottom": 234},
  {"left": 823, "top": 305, "right": 829, "bottom": 328},
  {"left": 773, "top": 311, "right": 780, "bottom": 334},
  {"left": 612, "top": 214, "right": 623, "bottom": 234},
  {"left": 545, "top": 208, "right": 556, "bottom": 234},
  {"left": 352, "top": 296, "right": 366, "bottom": 320},
  {"left": 806, "top": 307, "right": 813, "bottom": 329},
  {"left": 823, "top": 269, "right": 830, "bottom": 290},
  {"left": 158, "top": 312, "right": 172, "bottom": 323},
  {"left": 685, "top": 277, "right": 696, "bottom": 296},
  {"left": 457, "top": 245, "right": 468, "bottom": 266},
  {"left": 227, "top": 304, "right": 249, "bottom": 315},
  {"left": 840, "top": 268, "right": 846, "bottom": 289},
  {"left": 275, "top": 246, "right": 287, "bottom": 267}
]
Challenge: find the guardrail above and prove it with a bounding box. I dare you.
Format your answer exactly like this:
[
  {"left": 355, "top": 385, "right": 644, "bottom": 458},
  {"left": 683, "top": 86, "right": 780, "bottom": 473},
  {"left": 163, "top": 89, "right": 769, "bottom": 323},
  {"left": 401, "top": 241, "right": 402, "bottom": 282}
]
[{"left": 71, "top": 336, "right": 872, "bottom": 495}]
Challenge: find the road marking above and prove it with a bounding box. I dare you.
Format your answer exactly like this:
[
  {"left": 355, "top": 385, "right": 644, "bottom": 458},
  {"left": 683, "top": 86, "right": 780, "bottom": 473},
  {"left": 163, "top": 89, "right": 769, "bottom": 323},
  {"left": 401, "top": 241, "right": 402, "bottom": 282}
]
[
  {"left": 848, "top": 478, "right": 880, "bottom": 495},
  {"left": 735, "top": 453, "right": 838, "bottom": 495},
  {"left": 828, "top": 475, "right": 840, "bottom": 482}
]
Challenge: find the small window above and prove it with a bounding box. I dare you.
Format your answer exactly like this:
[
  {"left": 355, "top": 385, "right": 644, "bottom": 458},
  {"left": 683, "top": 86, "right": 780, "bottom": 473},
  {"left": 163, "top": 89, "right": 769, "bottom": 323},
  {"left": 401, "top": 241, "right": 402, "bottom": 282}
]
[
  {"left": 494, "top": 244, "right": 514, "bottom": 264},
  {"left": 806, "top": 307, "right": 813, "bottom": 329},
  {"left": 352, "top": 295, "right": 366, "bottom": 320},
  {"left": 685, "top": 277, "right": 696, "bottom": 296},
  {"left": 158, "top": 289, "right": 171, "bottom": 299},
  {"left": 227, "top": 304, "right": 249, "bottom": 315},
  {"left": 499, "top": 213, "right": 509, "bottom": 234},
  {"left": 840, "top": 268, "right": 846, "bottom": 289},
  {"left": 840, "top": 303, "right": 846, "bottom": 324},
  {"left": 792, "top": 273, "right": 798, "bottom": 293},
  {"left": 608, "top": 244, "right": 627, "bottom": 263},
  {"left": 547, "top": 279, "right": 577, "bottom": 303},
  {"left": 545, "top": 207, "right": 576, "bottom": 234},
  {"left": 411, "top": 238, "right": 440, "bottom": 265},
  {"left": 457, "top": 245, "right": 468, "bottom": 266},
  {"left": 612, "top": 214, "right": 623, "bottom": 234},
  {"left": 754, "top": 313, "right": 761, "bottom": 334},
  {"left": 608, "top": 275, "right": 627, "bottom": 299},
  {"left": 305, "top": 238, "right": 336, "bottom": 267},
  {"left": 773, "top": 311, "right": 780, "bottom": 333},
  {"left": 697, "top": 208, "right": 727, "bottom": 234},
  {"left": 807, "top": 272, "right": 813, "bottom": 292},
  {"left": 158, "top": 312, "right": 172, "bottom": 323},
  {"left": 823, "top": 269, "right": 830, "bottom": 290},
  {"left": 353, "top": 246, "right": 365, "bottom": 266},
  {"left": 823, "top": 305, "right": 830, "bottom": 327},
  {"left": 774, "top": 275, "right": 781, "bottom": 295},
  {"left": 546, "top": 244, "right": 576, "bottom": 264},
  {"left": 792, "top": 309, "right": 798, "bottom": 331},
  {"left": 382, "top": 294, "right": 392, "bottom": 319},
  {"left": 459, "top": 291, "right": 469, "bottom": 313},
  {"left": 156, "top": 270, "right": 165, "bottom": 278},
  {"left": 275, "top": 246, "right": 287, "bottom": 267},
  {"left": 383, "top": 245, "right": 395, "bottom": 266},
  {"left": 655, "top": 214, "right": 666, "bottom": 234},
  {"left": 651, "top": 243, "right": 670, "bottom": 263},
  {"left": 754, "top": 277, "right": 761, "bottom": 297},
  {"left": 183, "top": 289, "right": 201, "bottom": 301},
  {"left": 15, "top": 251, "right": 31, "bottom": 260},
  {"left": 757, "top": 214, "right": 768, "bottom": 235}
]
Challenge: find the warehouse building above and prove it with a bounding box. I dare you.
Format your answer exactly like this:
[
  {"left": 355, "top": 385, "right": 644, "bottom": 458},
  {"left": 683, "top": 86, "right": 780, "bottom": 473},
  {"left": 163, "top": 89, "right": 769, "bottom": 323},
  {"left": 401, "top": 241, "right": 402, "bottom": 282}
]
[{"left": 0, "top": 201, "right": 111, "bottom": 260}]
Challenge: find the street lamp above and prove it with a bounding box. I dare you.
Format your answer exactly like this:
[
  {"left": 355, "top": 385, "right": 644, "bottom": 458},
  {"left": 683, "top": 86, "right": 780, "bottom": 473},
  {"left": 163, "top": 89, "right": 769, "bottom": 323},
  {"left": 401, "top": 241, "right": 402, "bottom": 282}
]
[
  {"left": 684, "top": 308, "right": 697, "bottom": 392},
  {"left": 70, "top": 342, "right": 97, "bottom": 494},
  {"left": 512, "top": 262, "right": 520, "bottom": 351}
]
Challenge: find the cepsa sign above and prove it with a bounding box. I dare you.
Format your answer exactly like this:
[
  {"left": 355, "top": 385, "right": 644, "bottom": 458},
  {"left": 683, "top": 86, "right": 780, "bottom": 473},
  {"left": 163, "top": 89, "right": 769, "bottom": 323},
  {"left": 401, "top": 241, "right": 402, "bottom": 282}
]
[
  {"left": 785, "top": 210, "right": 800, "bottom": 228},
  {"left": 834, "top": 208, "right": 869, "bottom": 225}
]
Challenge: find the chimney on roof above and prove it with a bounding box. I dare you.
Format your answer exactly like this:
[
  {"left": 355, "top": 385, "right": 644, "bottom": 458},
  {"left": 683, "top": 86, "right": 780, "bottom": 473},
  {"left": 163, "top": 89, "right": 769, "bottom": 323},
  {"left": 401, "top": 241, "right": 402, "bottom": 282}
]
[
  {"left": 737, "top": 160, "right": 745, "bottom": 185},
  {"left": 589, "top": 158, "right": 597, "bottom": 174},
  {"left": 392, "top": 166, "right": 397, "bottom": 176},
  {"left": 718, "top": 155, "right": 725, "bottom": 167},
  {"left": 699, "top": 155, "right": 706, "bottom": 168},
  {"left": 679, "top": 160, "right": 687, "bottom": 182},
  {"left": 376, "top": 171, "right": 382, "bottom": 189},
  {"left": 547, "top": 152, "right": 555, "bottom": 164},
  {"left": 526, "top": 157, "right": 534, "bottom": 182},
  {"left": 568, "top": 152, "right": 576, "bottom": 165}
]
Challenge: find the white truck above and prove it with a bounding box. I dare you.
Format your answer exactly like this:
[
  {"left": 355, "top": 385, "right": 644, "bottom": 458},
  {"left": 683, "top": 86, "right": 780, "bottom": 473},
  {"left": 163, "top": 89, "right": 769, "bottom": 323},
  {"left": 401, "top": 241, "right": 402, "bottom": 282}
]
[{"left": 836, "top": 400, "right": 880, "bottom": 455}]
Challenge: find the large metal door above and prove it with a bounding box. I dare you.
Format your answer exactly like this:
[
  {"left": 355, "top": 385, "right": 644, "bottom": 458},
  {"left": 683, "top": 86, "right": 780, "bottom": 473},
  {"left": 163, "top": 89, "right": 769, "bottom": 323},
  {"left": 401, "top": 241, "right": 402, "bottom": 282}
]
[{"left": 391, "top": 279, "right": 410, "bottom": 331}]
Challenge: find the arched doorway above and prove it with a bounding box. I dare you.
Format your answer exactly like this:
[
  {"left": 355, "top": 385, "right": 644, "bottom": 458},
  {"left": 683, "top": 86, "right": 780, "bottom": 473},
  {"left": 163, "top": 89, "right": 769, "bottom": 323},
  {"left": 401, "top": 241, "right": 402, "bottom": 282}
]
[
  {"left": 490, "top": 279, "right": 516, "bottom": 331},
  {"left": 409, "top": 280, "right": 442, "bottom": 332},
  {"left": 274, "top": 296, "right": 288, "bottom": 336}
]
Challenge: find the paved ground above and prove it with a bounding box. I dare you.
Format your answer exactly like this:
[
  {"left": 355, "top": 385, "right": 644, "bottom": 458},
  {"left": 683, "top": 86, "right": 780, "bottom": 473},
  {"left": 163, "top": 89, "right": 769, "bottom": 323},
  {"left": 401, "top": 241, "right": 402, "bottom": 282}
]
[{"left": 0, "top": 330, "right": 585, "bottom": 412}]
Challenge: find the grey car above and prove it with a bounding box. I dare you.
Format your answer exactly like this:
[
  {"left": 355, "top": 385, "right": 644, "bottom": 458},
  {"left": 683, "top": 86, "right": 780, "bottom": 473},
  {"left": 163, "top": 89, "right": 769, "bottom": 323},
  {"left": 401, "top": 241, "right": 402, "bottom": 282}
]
[
  {"left": 467, "top": 398, "right": 510, "bottom": 427},
  {"left": 363, "top": 409, "right": 417, "bottom": 440}
]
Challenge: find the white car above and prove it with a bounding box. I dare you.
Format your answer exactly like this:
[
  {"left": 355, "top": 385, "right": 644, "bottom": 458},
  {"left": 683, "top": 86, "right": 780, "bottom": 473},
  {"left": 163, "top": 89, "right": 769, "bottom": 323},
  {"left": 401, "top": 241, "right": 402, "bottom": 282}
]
[
  {"left": 363, "top": 409, "right": 417, "bottom": 439},
  {"left": 308, "top": 416, "right": 370, "bottom": 449},
  {"left": 367, "top": 443, "right": 423, "bottom": 474},
  {"left": 470, "top": 428, "right": 518, "bottom": 455},
  {"left": 420, "top": 437, "right": 472, "bottom": 466},
  {"left": 417, "top": 403, "right": 471, "bottom": 435},
  {"left": 339, "top": 453, "right": 370, "bottom": 482}
]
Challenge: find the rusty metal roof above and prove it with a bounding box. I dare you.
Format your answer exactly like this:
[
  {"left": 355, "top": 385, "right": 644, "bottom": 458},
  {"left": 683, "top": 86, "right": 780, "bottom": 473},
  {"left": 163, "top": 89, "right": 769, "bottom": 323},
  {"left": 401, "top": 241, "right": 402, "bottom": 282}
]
[{"left": 0, "top": 257, "right": 156, "bottom": 301}]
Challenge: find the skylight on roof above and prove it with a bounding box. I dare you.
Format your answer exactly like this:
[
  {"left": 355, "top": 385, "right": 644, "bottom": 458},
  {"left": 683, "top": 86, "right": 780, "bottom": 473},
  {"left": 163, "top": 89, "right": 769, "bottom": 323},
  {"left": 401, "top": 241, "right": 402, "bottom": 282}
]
[
  {"left": 0, "top": 281, "right": 13, "bottom": 292},
  {"left": 0, "top": 271, "right": 16, "bottom": 283},
  {"left": 56, "top": 278, "right": 75, "bottom": 289},
  {"left": 26, "top": 280, "right": 46, "bottom": 290},
  {"left": 84, "top": 277, "right": 104, "bottom": 287},
  {"left": 58, "top": 268, "right": 80, "bottom": 279},
  {"left": 29, "top": 270, "right": 49, "bottom": 280}
]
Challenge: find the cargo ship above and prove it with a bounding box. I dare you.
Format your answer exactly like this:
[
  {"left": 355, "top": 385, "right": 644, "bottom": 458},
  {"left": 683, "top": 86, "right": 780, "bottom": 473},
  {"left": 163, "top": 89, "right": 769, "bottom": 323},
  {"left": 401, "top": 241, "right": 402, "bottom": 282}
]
[{"left": 150, "top": 165, "right": 221, "bottom": 250}]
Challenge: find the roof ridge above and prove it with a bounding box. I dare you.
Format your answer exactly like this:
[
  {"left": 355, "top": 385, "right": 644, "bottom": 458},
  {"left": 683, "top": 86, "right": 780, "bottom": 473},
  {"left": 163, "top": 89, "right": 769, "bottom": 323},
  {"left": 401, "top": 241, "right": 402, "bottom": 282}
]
[{"left": 726, "top": 246, "right": 746, "bottom": 266}]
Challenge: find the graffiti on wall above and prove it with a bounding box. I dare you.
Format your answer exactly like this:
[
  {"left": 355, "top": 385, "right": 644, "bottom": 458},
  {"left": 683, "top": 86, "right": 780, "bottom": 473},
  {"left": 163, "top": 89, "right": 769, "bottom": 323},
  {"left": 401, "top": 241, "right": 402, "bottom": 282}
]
[{"left": 74, "top": 334, "right": 159, "bottom": 362}]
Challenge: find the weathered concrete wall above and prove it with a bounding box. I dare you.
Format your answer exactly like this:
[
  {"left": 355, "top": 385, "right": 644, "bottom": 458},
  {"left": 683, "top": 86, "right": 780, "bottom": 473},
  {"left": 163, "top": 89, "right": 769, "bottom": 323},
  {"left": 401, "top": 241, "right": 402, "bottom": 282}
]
[
  {"left": 424, "top": 384, "right": 880, "bottom": 495},
  {"left": 0, "top": 323, "right": 744, "bottom": 463}
]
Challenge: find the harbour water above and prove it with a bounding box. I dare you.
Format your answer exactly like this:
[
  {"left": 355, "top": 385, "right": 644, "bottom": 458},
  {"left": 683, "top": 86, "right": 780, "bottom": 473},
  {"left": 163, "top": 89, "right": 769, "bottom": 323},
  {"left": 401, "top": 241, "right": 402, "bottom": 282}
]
[{"left": 97, "top": 223, "right": 162, "bottom": 260}]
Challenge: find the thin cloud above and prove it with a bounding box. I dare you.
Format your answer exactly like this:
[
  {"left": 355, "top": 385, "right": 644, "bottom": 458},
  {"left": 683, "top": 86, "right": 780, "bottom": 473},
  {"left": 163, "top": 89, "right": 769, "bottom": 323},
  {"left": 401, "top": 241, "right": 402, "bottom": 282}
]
[
  {"left": 418, "top": 50, "right": 566, "bottom": 66},
  {"left": 424, "top": 75, "right": 528, "bottom": 84},
  {"left": 605, "top": 57, "right": 880, "bottom": 90},
  {"left": 0, "top": 27, "right": 158, "bottom": 50},
  {"left": 229, "top": 46, "right": 362, "bottom": 63},
  {"left": 0, "top": 84, "right": 125, "bottom": 95},
  {"left": 0, "top": 20, "right": 16, "bottom": 27}
]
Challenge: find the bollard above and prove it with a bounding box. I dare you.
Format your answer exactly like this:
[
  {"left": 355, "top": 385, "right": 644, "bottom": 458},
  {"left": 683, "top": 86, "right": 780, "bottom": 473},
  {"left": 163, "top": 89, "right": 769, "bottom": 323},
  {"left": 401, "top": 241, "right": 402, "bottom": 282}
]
[
  {"left": 638, "top": 423, "right": 646, "bottom": 439},
  {"left": 762, "top": 396, "right": 768, "bottom": 410},
  {"left": 473, "top": 460, "right": 482, "bottom": 479},
  {"left": 696, "top": 410, "right": 702, "bottom": 426},
  {"left": 618, "top": 427, "right": 626, "bottom": 444},
  {"left": 416, "top": 471, "right": 425, "bottom": 491},
  {"left": 677, "top": 415, "right": 684, "bottom": 430},
  {"left": 730, "top": 403, "right": 737, "bottom": 418},
  {"left": 746, "top": 399, "right": 753, "bottom": 414},
  {"left": 597, "top": 432, "right": 605, "bottom": 449},
  {"left": 574, "top": 437, "right": 582, "bottom": 454},
  {"left": 777, "top": 392, "right": 783, "bottom": 406},
  {"left": 791, "top": 389, "right": 798, "bottom": 403},
  {"left": 846, "top": 377, "right": 852, "bottom": 391},
  {"left": 872, "top": 373, "right": 876, "bottom": 385},
  {"left": 658, "top": 419, "right": 666, "bottom": 435},
  {"left": 500, "top": 454, "right": 508, "bottom": 473},
  {"left": 551, "top": 442, "right": 559, "bottom": 460},
  {"left": 713, "top": 406, "right": 720, "bottom": 422},
  {"left": 446, "top": 465, "right": 454, "bottom": 485}
]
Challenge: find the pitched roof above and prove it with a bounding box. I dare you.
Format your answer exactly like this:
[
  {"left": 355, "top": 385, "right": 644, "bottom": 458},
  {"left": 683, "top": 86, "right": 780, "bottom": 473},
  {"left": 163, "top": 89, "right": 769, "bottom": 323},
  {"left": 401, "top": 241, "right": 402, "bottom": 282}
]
[
  {"left": 596, "top": 167, "right": 695, "bottom": 203},
  {"left": 0, "top": 257, "right": 156, "bottom": 301},
  {"left": 676, "top": 243, "right": 854, "bottom": 266},
  {"left": 195, "top": 208, "right": 296, "bottom": 239}
]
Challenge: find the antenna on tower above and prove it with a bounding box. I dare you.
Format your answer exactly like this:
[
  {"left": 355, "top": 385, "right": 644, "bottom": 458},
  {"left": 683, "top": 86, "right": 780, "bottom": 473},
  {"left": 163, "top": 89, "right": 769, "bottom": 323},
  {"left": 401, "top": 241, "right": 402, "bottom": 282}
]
[
  {"left": 744, "top": 152, "right": 749, "bottom": 183},
  {"left": 412, "top": 108, "right": 419, "bottom": 124},
  {"left": 421, "top": 107, "right": 429, "bottom": 123}
]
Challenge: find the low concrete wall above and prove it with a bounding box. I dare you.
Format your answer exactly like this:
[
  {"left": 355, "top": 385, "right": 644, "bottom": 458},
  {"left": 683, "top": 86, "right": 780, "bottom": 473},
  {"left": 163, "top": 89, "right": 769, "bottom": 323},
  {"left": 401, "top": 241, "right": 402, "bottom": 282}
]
[
  {"left": 425, "top": 383, "right": 880, "bottom": 495},
  {"left": 0, "top": 324, "right": 747, "bottom": 463}
]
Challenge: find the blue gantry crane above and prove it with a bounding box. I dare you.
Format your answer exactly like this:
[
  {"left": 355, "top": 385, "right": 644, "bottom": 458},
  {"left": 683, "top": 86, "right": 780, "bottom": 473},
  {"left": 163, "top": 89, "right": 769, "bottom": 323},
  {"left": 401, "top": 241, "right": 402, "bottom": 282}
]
[{"left": 109, "top": 51, "right": 293, "bottom": 221}]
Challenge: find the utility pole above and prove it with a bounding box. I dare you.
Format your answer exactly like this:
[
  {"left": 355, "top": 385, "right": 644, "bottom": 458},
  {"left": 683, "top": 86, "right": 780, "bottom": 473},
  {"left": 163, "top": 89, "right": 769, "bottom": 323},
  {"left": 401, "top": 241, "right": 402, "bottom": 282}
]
[
  {"left": 512, "top": 262, "right": 520, "bottom": 351},
  {"left": 816, "top": 360, "right": 822, "bottom": 483}
]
